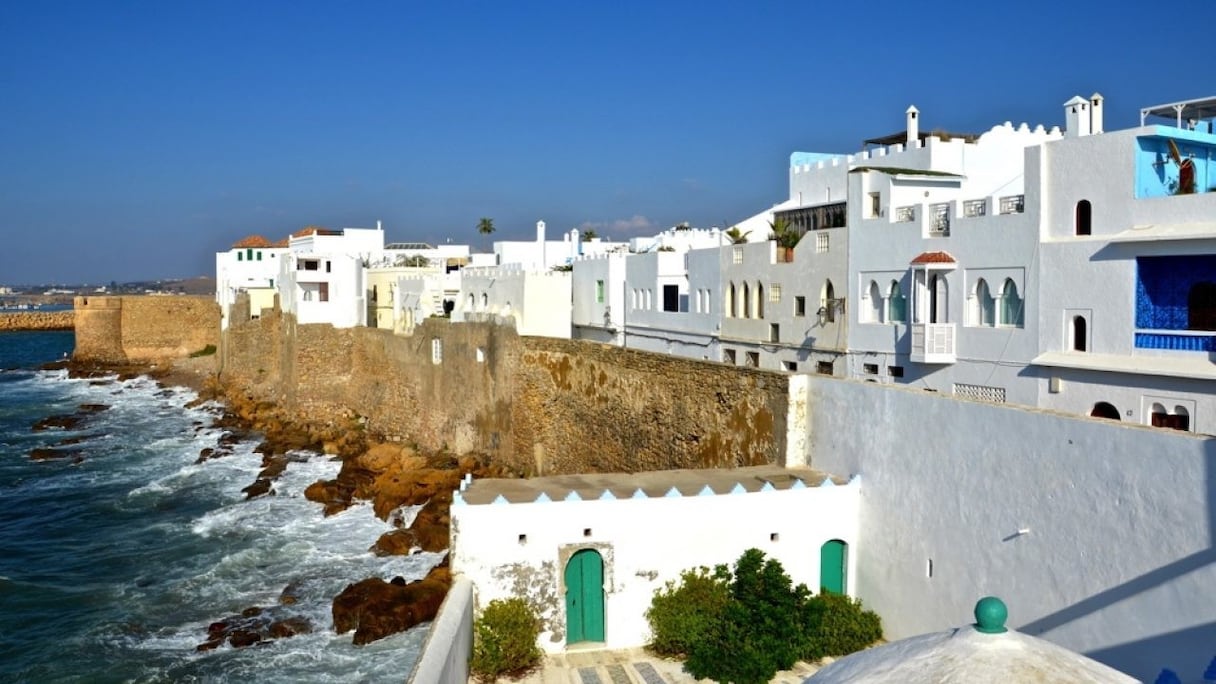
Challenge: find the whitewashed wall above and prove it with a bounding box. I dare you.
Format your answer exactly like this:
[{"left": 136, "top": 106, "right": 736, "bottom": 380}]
[
  {"left": 805, "top": 376, "right": 1216, "bottom": 681},
  {"left": 450, "top": 481, "right": 860, "bottom": 653},
  {"left": 455, "top": 267, "right": 572, "bottom": 338}
]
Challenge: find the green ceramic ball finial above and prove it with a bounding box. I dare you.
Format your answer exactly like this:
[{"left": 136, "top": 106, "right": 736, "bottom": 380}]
[{"left": 974, "top": 596, "right": 1008, "bottom": 634}]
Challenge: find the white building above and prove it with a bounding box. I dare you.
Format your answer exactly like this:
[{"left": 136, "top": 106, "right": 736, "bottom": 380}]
[
  {"left": 494, "top": 220, "right": 628, "bottom": 271},
  {"left": 214, "top": 235, "right": 289, "bottom": 329},
  {"left": 454, "top": 264, "right": 572, "bottom": 339},
  {"left": 276, "top": 225, "right": 385, "bottom": 328}
]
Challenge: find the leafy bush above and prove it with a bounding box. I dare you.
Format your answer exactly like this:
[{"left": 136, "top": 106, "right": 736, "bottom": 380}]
[
  {"left": 685, "top": 549, "right": 812, "bottom": 684},
  {"left": 470, "top": 597, "right": 542, "bottom": 682},
  {"left": 645, "top": 565, "right": 730, "bottom": 657},
  {"left": 802, "top": 592, "right": 883, "bottom": 660},
  {"left": 648, "top": 549, "right": 883, "bottom": 684}
]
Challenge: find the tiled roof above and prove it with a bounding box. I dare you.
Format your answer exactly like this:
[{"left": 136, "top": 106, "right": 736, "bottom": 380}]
[
  {"left": 271, "top": 237, "right": 290, "bottom": 248},
  {"left": 292, "top": 226, "right": 340, "bottom": 238},
  {"left": 232, "top": 235, "right": 271, "bottom": 248},
  {"left": 910, "top": 251, "right": 957, "bottom": 264}
]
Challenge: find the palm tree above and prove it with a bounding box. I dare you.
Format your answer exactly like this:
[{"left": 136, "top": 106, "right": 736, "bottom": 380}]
[
  {"left": 768, "top": 217, "right": 800, "bottom": 262},
  {"left": 476, "top": 217, "right": 495, "bottom": 251},
  {"left": 581, "top": 228, "right": 598, "bottom": 242},
  {"left": 724, "top": 226, "right": 750, "bottom": 245}
]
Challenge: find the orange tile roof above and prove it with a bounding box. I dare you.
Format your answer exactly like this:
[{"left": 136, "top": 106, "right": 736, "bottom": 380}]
[
  {"left": 232, "top": 235, "right": 272, "bottom": 248},
  {"left": 271, "top": 237, "right": 290, "bottom": 248},
  {"left": 291, "top": 225, "right": 340, "bottom": 238},
  {"left": 910, "top": 251, "right": 957, "bottom": 264}
]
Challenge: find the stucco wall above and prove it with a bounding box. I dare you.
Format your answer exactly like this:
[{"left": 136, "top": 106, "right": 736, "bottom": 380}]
[
  {"left": 451, "top": 482, "right": 860, "bottom": 652},
  {"left": 805, "top": 376, "right": 1216, "bottom": 681},
  {"left": 407, "top": 577, "right": 472, "bottom": 684}
]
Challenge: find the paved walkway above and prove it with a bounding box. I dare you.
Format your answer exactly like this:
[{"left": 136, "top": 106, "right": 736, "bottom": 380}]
[{"left": 501, "top": 647, "right": 822, "bottom": 684}]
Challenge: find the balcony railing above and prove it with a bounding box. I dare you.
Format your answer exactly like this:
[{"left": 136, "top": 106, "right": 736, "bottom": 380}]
[
  {"left": 999, "top": 195, "right": 1025, "bottom": 215},
  {"left": 929, "top": 203, "right": 950, "bottom": 236},
  {"left": 911, "top": 322, "right": 956, "bottom": 363}
]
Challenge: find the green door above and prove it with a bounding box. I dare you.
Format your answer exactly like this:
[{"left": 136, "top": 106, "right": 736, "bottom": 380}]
[
  {"left": 564, "top": 549, "right": 605, "bottom": 643},
  {"left": 820, "top": 540, "right": 847, "bottom": 594}
]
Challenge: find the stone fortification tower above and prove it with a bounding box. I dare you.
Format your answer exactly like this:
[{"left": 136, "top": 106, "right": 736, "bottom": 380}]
[{"left": 72, "top": 296, "right": 127, "bottom": 364}]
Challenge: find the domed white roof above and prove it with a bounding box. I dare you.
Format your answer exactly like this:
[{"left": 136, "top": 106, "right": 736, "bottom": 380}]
[{"left": 806, "top": 598, "right": 1136, "bottom": 684}]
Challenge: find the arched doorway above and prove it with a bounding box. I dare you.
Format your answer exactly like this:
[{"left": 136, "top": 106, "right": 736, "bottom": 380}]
[
  {"left": 820, "top": 540, "right": 848, "bottom": 595},
  {"left": 1090, "top": 402, "right": 1120, "bottom": 420},
  {"left": 564, "top": 549, "right": 605, "bottom": 644},
  {"left": 1072, "top": 316, "right": 1087, "bottom": 352},
  {"left": 1075, "top": 200, "right": 1092, "bottom": 236}
]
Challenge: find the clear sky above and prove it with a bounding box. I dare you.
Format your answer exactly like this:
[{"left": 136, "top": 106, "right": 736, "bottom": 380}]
[{"left": 1, "top": 1, "right": 1211, "bottom": 285}]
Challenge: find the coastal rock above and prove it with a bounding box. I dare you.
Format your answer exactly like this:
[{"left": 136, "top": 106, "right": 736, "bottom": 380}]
[
  {"left": 371, "top": 498, "right": 451, "bottom": 555},
  {"left": 268, "top": 616, "right": 312, "bottom": 639},
  {"left": 29, "top": 447, "right": 83, "bottom": 461},
  {"left": 279, "top": 582, "right": 302, "bottom": 605},
  {"left": 31, "top": 414, "right": 85, "bottom": 432},
  {"left": 331, "top": 562, "right": 452, "bottom": 646},
  {"left": 196, "top": 605, "right": 312, "bottom": 651},
  {"left": 242, "top": 478, "right": 275, "bottom": 499}
]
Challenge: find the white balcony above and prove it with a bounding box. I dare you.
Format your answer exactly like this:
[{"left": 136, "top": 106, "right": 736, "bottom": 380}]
[{"left": 911, "top": 323, "right": 956, "bottom": 363}]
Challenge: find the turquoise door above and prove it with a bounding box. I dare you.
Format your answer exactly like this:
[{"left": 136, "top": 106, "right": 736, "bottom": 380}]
[
  {"left": 820, "top": 540, "right": 847, "bottom": 594},
  {"left": 565, "top": 549, "right": 605, "bottom": 643}
]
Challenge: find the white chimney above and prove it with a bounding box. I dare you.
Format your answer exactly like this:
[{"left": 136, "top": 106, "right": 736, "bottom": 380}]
[
  {"left": 906, "top": 105, "right": 919, "bottom": 144},
  {"left": 1064, "top": 96, "right": 1090, "bottom": 137},
  {"left": 1090, "top": 92, "right": 1104, "bottom": 134},
  {"left": 536, "top": 220, "right": 546, "bottom": 243}
]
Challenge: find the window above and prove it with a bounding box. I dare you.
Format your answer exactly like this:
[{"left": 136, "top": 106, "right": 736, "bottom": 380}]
[
  {"left": 1072, "top": 315, "right": 1088, "bottom": 352},
  {"left": 745, "top": 351, "right": 760, "bottom": 367},
  {"left": 467, "top": 293, "right": 474, "bottom": 310},
  {"left": 755, "top": 283, "right": 764, "bottom": 319},
  {"left": 816, "top": 361, "right": 833, "bottom": 375},
  {"left": 742, "top": 283, "right": 751, "bottom": 318},
  {"left": 476, "top": 347, "right": 485, "bottom": 363},
  {"left": 888, "top": 281, "right": 906, "bottom": 323},
  {"left": 723, "top": 349, "right": 737, "bottom": 364},
  {"left": 1075, "top": 200, "right": 1092, "bottom": 236},
  {"left": 662, "top": 284, "right": 679, "bottom": 312},
  {"left": 769, "top": 284, "right": 782, "bottom": 303},
  {"left": 869, "top": 192, "right": 881, "bottom": 217},
  {"left": 1090, "top": 402, "right": 1120, "bottom": 420},
  {"left": 999, "top": 279, "right": 1023, "bottom": 327},
  {"left": 481, "top": 293, "right": 488, "bottom": 309},
  {"left": 795, "top": 296, "right": 806, "bottom": 317},
  {"left": 318, "top": 282, "right": 329, "bottom": 302},
  {"left": 246, "top": 248, "right": 254, "bottom": 261},
  {"left": 769, "top": 323, "right": 779, "bottom": 342},
  {"left": 325, "top": 261, "right": 331, "bottom": 273},
  {"left": 237, "top": 252, "right": 243, "bottom": 261},
  {"left": 596, "top": 280, "right": 605, "bottom": 303},
  {"left": 888, "top": 365, "right": 904, "bottom": 378},
  {"left": 953, "top": 383, "right": 1007, "bottom": 403},
  {"left": 866, "top": 281, "right": 882, "bottom": 323},
  {"left": 863, "top": 363, "right": 878, "bottom": 375},
  {"left": 1150, "top": 403, "right": 1191, "bottom": 431},
  {"left": 302, "top": 260, "right": 318, "bottom": 271},
  {"left": 974, "top": 279, "right": 995, "bottom": 327},
  {"left": 816, "top": 233, "right": 829, "bottom": 253},
  {"left": 431, "top": 338, "right": 443, "bottom": 364},
  {"left": 733, "top": 247, "right": 743, "bottom": 265},
  {"left": 820, "top": 280, "right": 836, "bottom": 322},
  {"left": 782, "top": 361, "right": 797, "bottom": 372},
  {"left": 726, "top": 283, "right": 736, "bottom": 318},
  {"left": 256, "top": 251, "right": 262, "bottom": 261},
  {"left": 1189, "top": 282, "right": 1216, "bottom": 330}
]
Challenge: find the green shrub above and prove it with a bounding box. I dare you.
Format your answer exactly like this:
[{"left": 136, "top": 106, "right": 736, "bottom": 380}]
[
  {"left": 685, "top": 549, "right": 813, "bottom": 684},
  {"left": 189, "top": 344, "right": 217, "bottom": 358},
  {"left": 470, "top": 597, "right": 542, "bottom": 682},
  {"left": 802, "top": 592, "right": 883, "bottom": 660},
  {"left": 645, "top": 565, "right": 730, "bottom": 657}
]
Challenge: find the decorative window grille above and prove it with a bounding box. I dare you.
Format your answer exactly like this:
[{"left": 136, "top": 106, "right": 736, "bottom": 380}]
[
  {"left": 895, "top": 206, "right": 916, "bottom": 223},
  {"left": 999, "top": 195, "right": 1025, "bottom": 215},
  {"left": 953, "top": 383, "right": 1006, "bottom": 403},
  {"left": 929, "top": 203, "right": 950, "bottom": 236},
  {"left": 733, "top": 247, "right": 743, "bottom": 264},
  {"left": 431, "top": 339, "right": 443, "bottom": 365},
  {"left": 769, "top": 284, "right": 782, "bottom": 302},
  {"left": 816, "top": 232, "right": 829, "bottom": 253},
  {"left": 964, "top": 199, "right": 987, "bottom": 217}
]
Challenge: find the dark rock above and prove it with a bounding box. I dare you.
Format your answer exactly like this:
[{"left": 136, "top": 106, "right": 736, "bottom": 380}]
[
  {"left": 30, "top": 447, "right": 82, "bottom": 461},
  {"left": 31, "top": 414, "right": 83, "bottom": 432},
  {"left": 77, "top": 404, "right": 109, "bottom": 413},
  {"left": 279, "top": 583, "right": 302, "bottom": 605},
  {"left": 228, "top": 630, "right": 263, "bottom": 648},
  {"left": 240, "top": 606, "right": 264, "bottom": 618},
  {"left": 241, "top": 478, "right": 274, "bottom": 499},
  {"left": 196, "top": 639, "right": 223, "bottom": 652},
  {"left": 332, "top": 563, "right": 452, "bottom": 645},
  {"left": 268, "top": 616, "right": 312, "bottom": 639}
]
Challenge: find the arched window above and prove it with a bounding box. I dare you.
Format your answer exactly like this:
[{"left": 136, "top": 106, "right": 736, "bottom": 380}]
[
  {"left": 999, "top": 279, "right": 1023, "bottom": 327},
  {"left": 1174, "top": 406, "right": 1191, "bottom": 431},
  {"left": 467, "top": 293, "right": 474, "bottom": 310},
  {"left": 821, "top": 280, "right": 835, "bottom": 322},
  {"left": 1150, "top": 404, "right": 1190, "bottom": 431},
  {"left": 867, "top": 281, "right": 882, "bottom": 323},
  {"left": 888, "top": 281, "right": 906, "bottom": 323},
  {"left": 1189, "top": 282, "right": 1216, "bottom": 330},
  {"left": 726, "top": 282, "right": 736, "bottom": 317},
  {"left": 1072, "top": 315, "right": 1087, "bottom": 351},
  {"left": 928, "top": 274, "right": 947, "bottom": 323},
  {"left": 372, "top": 285, "right": 379, "bottom": 303},
  {"left": 481, "top": 293, "right": 488, "bottom": 309},
  {"left": 1090, "top": 402, "right": 1120, "bottom": 420},
  {"left": 756, "top": 282, "right": 765, "bottom": 319},
  {"left": 742, "top": 283, "right": 751, "bottom": 318},
  {"left": 1075, "top": 200, "right": 1092, "bottom": 236},
  {"left": 974, "top": 279, "right": 994, "bottom": 327}
]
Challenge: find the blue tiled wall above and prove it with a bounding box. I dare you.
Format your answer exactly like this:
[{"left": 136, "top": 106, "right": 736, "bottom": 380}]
[{"left": 1135, "top": 254, "right": 1216, "bottom": 329}]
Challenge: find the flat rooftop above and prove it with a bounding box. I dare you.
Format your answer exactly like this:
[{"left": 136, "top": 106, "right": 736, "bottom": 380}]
[{"left": 460, "top": 465, "right": 848, "bottom": 505}]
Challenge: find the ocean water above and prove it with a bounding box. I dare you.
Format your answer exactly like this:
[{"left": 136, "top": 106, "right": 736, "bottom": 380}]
[{"left": 0, "top": 331, "right": 438, "bottom": 683}]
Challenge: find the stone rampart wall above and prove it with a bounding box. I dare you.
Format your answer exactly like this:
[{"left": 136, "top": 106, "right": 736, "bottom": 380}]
[
  {"left": 218, "top": 313, "right": 788, "bottom": 475},
  {"left": 73, "top": 295, "right": 219, "bottom": 364},
  {"left": 0, "top": 311, "right": 74, "bottom": 331}
]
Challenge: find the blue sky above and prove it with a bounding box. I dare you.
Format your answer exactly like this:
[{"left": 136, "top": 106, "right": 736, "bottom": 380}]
[{"left": 1, "top": 1, "right": 1211, "bottom": 285}]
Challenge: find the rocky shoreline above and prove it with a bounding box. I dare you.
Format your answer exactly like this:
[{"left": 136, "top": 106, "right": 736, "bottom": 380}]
[
  {"left": 41, "top": 355, "right": 520, "bottom": 650},
  {"left": 0, "top": 311, "right": 74, "bottom": 331}
]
